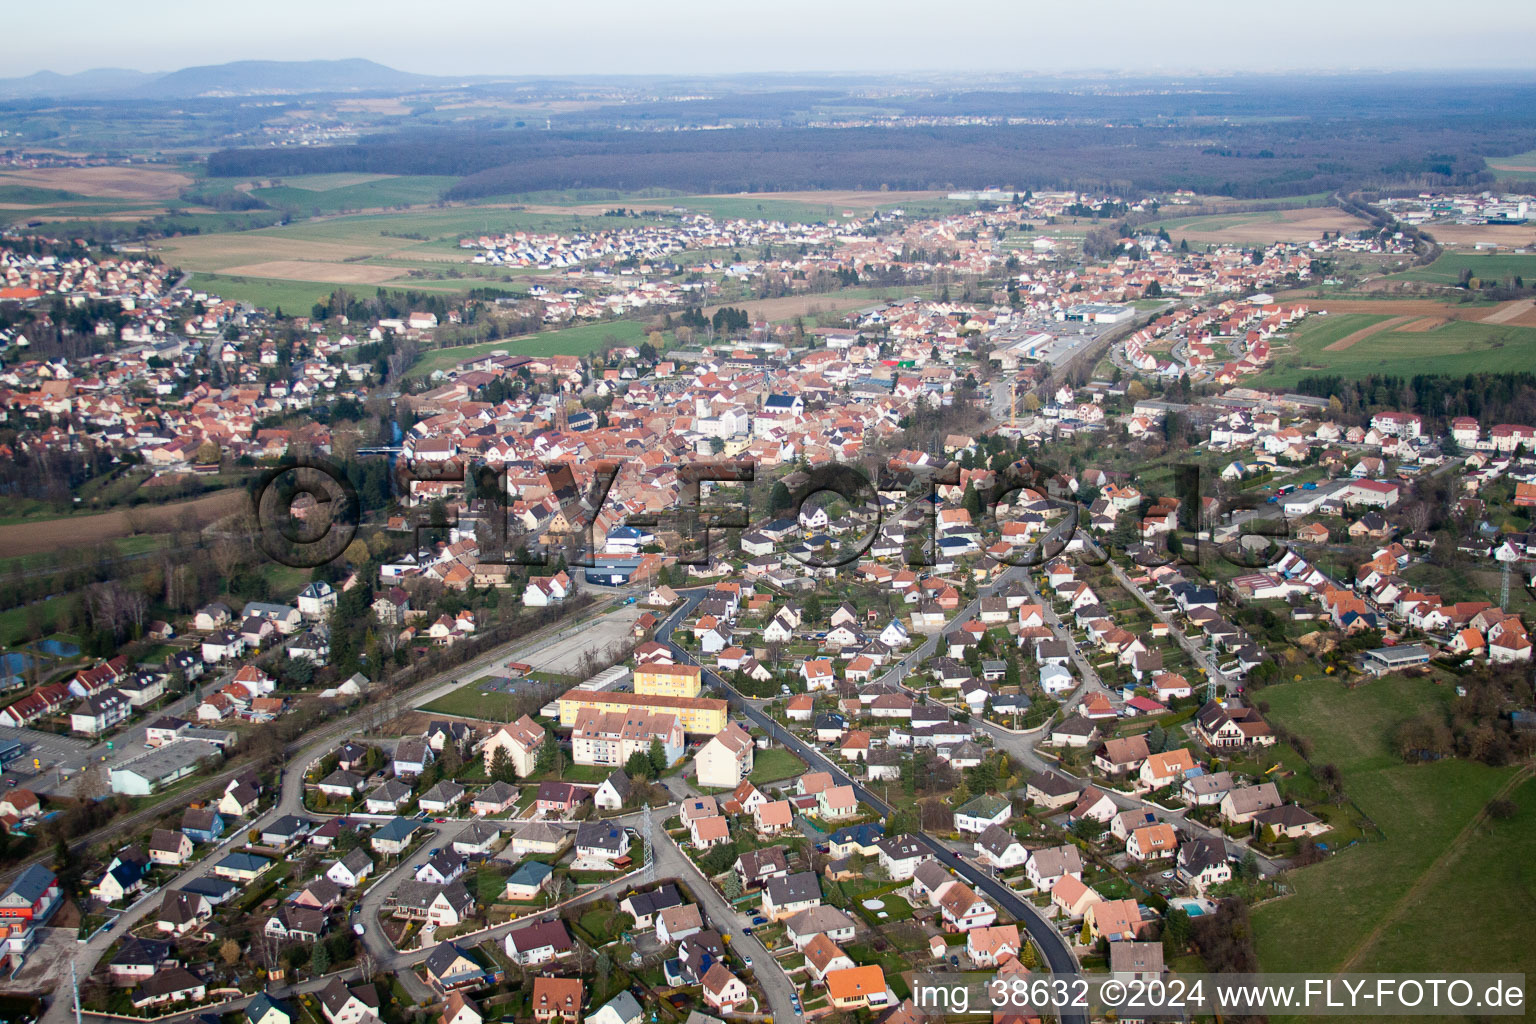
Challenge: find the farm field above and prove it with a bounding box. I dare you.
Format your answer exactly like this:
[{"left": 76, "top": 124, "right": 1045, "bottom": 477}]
[
  {"left": 1149, "top": 205, "right": 1369, "bottom": 244},
  {"left": 517, "top": 188, "right": 955, "bottom": 223},
  {"left": 1383, "top": 250, "right": 1536, "bottom": 286},
  {"left": 702, "top": 286, "right": 930, "bottom": 324},
  {"left": 0, "top": 165, "right": 192, "bottom": 201},
  {"left": 1419, "top": 223, "right": 1536, "bottom": 247},
  {"left": 0, "top": 488, "right": 246, "bottom": 559},
  {"left": 240, "top": 173, "right": 457, "bottom": 213},
  {"left": 157, "top": 204, "right": 623, "bottom": 302},
  {"left": 1484, "top": 147, "right": 1536, "bottom": 178},
  {"left": 407, "top": 319, "right": 651, "bottom": 379},
  {"left": 1251, "top": 675, "right": 1531, "bottom": 1009},
  {"left": 1255, "top": 311, "right": 1536, "bottom": 389},
  {"left": 188, "top": 273, "right": 364, "bottom": 315}
]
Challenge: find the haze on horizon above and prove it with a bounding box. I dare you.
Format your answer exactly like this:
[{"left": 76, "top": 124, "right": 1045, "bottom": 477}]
[{"left": 9, "top": 0, "right": 1536, "bottom": 81}]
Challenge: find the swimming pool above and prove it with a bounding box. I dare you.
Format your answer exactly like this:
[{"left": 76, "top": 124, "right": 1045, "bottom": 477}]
[{"left": 35, "top": 639, "right": 79, "bottom": 658}]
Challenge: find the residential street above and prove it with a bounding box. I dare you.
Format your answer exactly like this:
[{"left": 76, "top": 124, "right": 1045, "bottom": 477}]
[{"left": 657, "top": 589, "right": 1090, "bottom": 1024}]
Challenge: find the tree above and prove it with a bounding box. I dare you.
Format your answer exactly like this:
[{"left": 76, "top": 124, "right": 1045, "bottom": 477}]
[
  {"left": 648, "top": 738, "right": 668, "bottom": 776},
  {"left": 722, "top": 872, "right": 742, "bottom": 900},
  {"left": 310, "top": 942, "right": 330, "bottom": 975},
  {"left": 220, "top": 938, "right": 242, "bottom": 965},
  {"left": 1238, "top": 850, "right": 1260, "bottom": 881},
  {"left": 961, "top": 482, "right": 983, "bottom": 518},
  {"left": 1162, "top": 908, "right": 1191, "bottom": 954},
  {"left": 625, "top": 749, "right": 652, "bottom": 780},
  {"left": 536, "top": 731, "right": 559, "bottom": 772},
  {"left": 769, "top": 482, "right": 792, "bottom": 514},
  {"left": 344, "top": 538, "right": 371, "bottom": 566},
  {"left": 489, "top": 746, "right": 515, "bottom": 784},
  {"left": 1019, "top": 940, "right": 1038, "bottom": 969},
  {"left": 1069, "top": 817, "right": 1106, "bottom": 842},
  {"left": 1146, "top": 723, "right": 1167, "bottom": 754}
]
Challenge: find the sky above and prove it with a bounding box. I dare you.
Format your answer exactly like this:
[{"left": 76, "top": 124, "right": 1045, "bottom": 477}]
[{"left": 10, "top": 0, "right": 1536, "bottom": 78}]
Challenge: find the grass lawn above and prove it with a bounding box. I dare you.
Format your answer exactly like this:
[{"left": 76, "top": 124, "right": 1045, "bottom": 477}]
[
  {"left": 1255, "top": 313, "right": 1536, "bottom": 389},
  {"left": 406, "top": 319, "right": 650, "bottom": 379},
  {"left": 473, "top": 864, "right": 510, "bottom": 906},
  {"left": 0, "top": 595, "right": 75, "bottom": 649},
  {"left": 1251, "top": 674, "right": 1529, "bottom": 993},
  {"left": 748, "top": 747, "right": 807, "bottom": 784},
  {"left": 419, "top": 679, "right": 525, "bottom": 721},
  {"left": 851, "top": 893, "right": 914, "bottom": 925}
]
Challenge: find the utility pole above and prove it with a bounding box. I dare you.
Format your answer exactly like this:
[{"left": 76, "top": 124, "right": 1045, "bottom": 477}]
[{"left": 640, "top": 801, "right": 655, "bottom": 886}]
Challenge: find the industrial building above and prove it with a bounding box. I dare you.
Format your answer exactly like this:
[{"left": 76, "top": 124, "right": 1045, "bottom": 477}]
[{"left": 109, "top": 741, "right": 223, "bottom": 796}]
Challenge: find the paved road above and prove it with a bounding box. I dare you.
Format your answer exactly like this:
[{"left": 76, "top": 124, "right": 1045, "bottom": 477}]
[
  {"left": 53, "top": 598, "right": 639, "bottom": 1024},
  {"left": 657, "top": 591, "right": 1088, "bottom": 1024}
]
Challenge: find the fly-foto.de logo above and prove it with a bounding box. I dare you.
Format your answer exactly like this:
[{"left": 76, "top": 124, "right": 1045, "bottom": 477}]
[{"left": 246, "top": 452, "right": 1292, "bottom": 573}]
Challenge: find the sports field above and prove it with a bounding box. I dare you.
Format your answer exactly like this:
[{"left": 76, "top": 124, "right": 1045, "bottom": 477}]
[{"left": 1256, "top": 311, "right": 1536, "bottom": 388}]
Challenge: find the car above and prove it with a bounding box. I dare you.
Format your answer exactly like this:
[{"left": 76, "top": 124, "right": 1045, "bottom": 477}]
[
  {"left": 428, "top": 848, "right": 440, "bottom": 856},
  {"left": 751, "top": 916, "right": 766, "bottom": 926},
  {"left": 744, "top": 956, "right": 753, "bottom": 968},
  {"left": 352, "top": 923, "right": 365, "bottom": 936},
  {"left": 3, "top": 779, "right": 13, "bottom": 787},
  {"left": 1161, "top": 870, "right": 1174, "bottom": 878},
  {"left": 434, "top": 817, "right": 447, "bottom": 824},
  {"left": 743, "top": 927, "right": 753, "bottom": 935}
]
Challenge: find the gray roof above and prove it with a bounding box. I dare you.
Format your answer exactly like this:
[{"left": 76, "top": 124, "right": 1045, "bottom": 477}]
[
  {"left": 764, "top": 870, "right": 820, "bottom": 907},
  {"left": 4, "top": 864, "right": 55, "bottom": 904}
]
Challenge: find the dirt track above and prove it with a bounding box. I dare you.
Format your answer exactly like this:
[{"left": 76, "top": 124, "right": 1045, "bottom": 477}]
[
  {"left": 1323, "top": 315, "right": 1416, "bottom": 350},
  {"left": 0, "top": 489, "right": 246, "bottom": 559}
]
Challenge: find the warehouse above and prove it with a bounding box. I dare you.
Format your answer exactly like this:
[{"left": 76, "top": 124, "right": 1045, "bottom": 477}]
[
  {"left": 1062, "top": 303, "right": 1133, "bottom": 325},
  {"left": 1363, "top": 644, "right": 1435, "bottom": 676},
  {"left": 109, "top": 741, "right": 222, "bottom": 796},
  {"left": 584, "top": 557, "right": 643, "bottom": 586}
]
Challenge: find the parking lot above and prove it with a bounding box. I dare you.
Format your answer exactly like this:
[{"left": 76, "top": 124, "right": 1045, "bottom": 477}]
[
  {"left": 0, "top": 725, "right": 92, "bottom": 775},
  {"left": 523, "top": 605, "right": 642, "bottom": 675}
]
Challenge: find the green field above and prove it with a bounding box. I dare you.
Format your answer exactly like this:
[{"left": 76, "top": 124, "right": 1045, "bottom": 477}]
[
  {"left": 245, "top": 174, "right": 457, "bottom": 213},
  {"left": 1484, "top": 148, "right": 1536, "bottom": 180},
  {"left": 1255, "top": 313, "right": 1536, "bottom": 389},
  {"left": 1251, "top": 675, "right": 1530, "bottom": 999},
  {"left": 187, "top": 273, "right": 350, "bottom": 315},
  {"left": 419, "top": 680, "right": 528, "bottom": 722},
  {"left": 748, "top": 747, "right": 807, "bottom": 784},
  {"left": 408, "top": 319, "right": 651, "bottom": 378},
  {"left": 1386, "top": 251, "right": 1536, "bottom": 285}
]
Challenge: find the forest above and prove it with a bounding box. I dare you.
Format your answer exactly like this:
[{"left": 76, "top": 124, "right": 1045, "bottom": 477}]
[
  {"left": 1293, "top": 372, "right": 1536, "bottom": 428},
  {"left": 205, "top": 113, "right": 1532, "bottom": 200}
]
